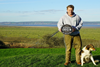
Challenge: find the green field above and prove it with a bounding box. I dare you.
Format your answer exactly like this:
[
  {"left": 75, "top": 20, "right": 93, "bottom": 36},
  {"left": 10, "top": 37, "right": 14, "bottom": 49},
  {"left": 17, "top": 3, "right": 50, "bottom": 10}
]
[
  {"left": 0, "top": 26, "right": 59, "bottom": 39},
  {"left": 0, "top": 26, "right": 100, "bottom": 40},
  {"left": 0, "top": 26, "right": 100, "bottom": 48},
  {"left": 0, "top": 26, "right": 100, "bottom": 67},
  {"left": 0, "top": 48, "right": 100, "bottom": 67}
]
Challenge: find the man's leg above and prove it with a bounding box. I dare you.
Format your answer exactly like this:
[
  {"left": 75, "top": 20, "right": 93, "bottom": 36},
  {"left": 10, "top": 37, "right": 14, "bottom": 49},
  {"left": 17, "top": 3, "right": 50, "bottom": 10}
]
[
  {"left": 64, "top": 34, "right": 72, "bottom": 63},
  {"left": 73, "top": 34, "right": 82, "bottom": 63}
]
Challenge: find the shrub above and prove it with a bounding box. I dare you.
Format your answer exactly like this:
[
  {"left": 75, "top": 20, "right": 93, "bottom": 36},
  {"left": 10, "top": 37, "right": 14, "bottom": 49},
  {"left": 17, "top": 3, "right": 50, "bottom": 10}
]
[
  {"left": 41, "top": 34, "right": 64, "bottom": 48},
  {"left": 0, "top": 40, "right": 8, "bottom": 48}
]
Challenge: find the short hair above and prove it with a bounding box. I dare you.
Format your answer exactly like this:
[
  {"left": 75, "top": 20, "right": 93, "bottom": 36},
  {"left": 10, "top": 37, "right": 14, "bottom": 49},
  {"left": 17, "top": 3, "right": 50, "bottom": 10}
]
[{"left": 67, "top": 5, "right": 74, "bottom": 10}]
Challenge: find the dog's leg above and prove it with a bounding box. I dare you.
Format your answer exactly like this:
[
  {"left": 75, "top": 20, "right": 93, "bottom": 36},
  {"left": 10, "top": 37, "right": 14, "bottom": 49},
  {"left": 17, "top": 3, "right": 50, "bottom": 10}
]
[
  {"left": 81, "top": 56, "right": 84, "bottom": 66},
  {"left": 83, "top": 60, "right": 85, "bottom": 63},
  {"left": 90, "top": 55, "right": 97, "bottom": 65}
]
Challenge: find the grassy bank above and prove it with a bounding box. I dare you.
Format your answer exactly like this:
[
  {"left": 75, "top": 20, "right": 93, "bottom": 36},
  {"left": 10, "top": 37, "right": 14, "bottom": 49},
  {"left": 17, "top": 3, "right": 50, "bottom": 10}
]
[
  {"left": 0, "top": 26, "right": 100, "bottom": 48},
  {"left": 0, "top": 48, "right": 100, "bottom": 67},
  {"left": 0, "top": 26, "right": 100, "bottom": 40}
]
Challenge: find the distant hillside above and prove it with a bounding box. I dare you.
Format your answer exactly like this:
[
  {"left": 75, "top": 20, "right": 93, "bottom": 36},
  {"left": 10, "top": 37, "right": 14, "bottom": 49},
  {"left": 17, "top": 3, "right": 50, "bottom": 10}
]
[
  {"left": 0, "top": 21, "right": 100, "bottom": 27},
  {"left": 0, "top": 21, "right": 57, "bottom": 26}
]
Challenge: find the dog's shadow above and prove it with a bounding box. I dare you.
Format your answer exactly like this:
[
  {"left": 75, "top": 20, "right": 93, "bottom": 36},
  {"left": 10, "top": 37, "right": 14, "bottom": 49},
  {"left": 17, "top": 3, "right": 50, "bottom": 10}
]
[
  {"left": 70, "top": 55, "right": 100, "bottom": 64},
  {"left": 93, "top": 55, "right": 100, "bottom": 64}
]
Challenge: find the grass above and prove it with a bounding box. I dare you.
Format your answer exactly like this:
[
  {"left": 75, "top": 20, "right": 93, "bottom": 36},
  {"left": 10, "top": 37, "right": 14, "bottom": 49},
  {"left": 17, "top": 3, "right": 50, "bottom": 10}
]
[
  {"left": 0, "top": 26, "right": 58, "bottom": 39},
  {"left": 0, "top": 48, "right": 100, "bottom": 67},
  {"left": 0, "top": 26, "right": 100, "bottom": 40},
  {"left": 0, "top": 26, "right": 100, "bottom": 67},
  {"left": 0, "top": 26, "right": 100, "bottom": 48},
  {"left": 80, "top": 27, "right": 100, "bottom": 40}
]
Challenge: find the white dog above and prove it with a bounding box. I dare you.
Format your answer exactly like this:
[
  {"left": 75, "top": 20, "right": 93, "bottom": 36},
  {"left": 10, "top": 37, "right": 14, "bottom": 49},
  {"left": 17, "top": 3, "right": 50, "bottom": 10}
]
[{"left": 81, "top": 44, "right": 99, "bottom": 66}]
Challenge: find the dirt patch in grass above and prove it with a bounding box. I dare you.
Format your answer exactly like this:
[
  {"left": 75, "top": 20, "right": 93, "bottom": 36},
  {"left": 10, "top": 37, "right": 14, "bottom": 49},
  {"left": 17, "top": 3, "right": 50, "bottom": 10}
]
[{"left": 0, "top": 34, "right": 100, "bottom": 48}]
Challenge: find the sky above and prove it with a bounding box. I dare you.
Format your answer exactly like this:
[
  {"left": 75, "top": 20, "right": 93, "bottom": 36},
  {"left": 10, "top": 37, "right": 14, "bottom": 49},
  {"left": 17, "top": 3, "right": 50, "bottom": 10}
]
[{"left": 0, "top": 0, "right": 100, "bottom": 22}]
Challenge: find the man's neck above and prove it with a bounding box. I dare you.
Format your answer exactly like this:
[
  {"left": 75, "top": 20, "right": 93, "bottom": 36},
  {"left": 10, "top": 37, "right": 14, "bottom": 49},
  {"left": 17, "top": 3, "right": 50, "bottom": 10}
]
[
  {"left": 68, "top": 14, "right": 73, "bottom": 17},
  {"left": 67, "top": 12, "right": 74, "bottom": 17}
]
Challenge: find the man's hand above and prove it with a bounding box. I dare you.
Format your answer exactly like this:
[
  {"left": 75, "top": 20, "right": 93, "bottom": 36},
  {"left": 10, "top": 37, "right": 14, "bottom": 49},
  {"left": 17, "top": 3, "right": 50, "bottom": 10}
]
[
  {"left": 59, "top": 29, "right": 61, "bottom": 32},
  {"left": 72, "top": 27, "right": 76, "bottom": 32},
  {"left": 72, "top": 28, "right": 75, "bottom": 32}
]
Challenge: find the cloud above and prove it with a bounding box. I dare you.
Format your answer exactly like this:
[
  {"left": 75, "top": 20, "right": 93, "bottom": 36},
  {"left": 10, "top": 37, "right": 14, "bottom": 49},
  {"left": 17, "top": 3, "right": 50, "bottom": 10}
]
[
  {"left": 76, "top": 10, "right": 84, "bottom": 12},
  {"left": 40, "top": 9, "right": 64, "bottom": 12},
  {"left": 0, "top": 9, "right": 64, "bottom": 16},
  {"left": 34, "top": 9, "right": 64, "bottom": 14},
  {"left": 0, "top": 12, "right": 35, "bottom": 16}
]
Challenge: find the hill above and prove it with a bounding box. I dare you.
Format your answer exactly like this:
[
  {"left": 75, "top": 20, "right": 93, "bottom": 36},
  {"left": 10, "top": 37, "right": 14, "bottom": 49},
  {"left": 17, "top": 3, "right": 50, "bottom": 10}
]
[
  {"left": 0, "top": 21, "right": 57, "bottom": 26},
  {"left": 0, "top": 21, "right": 100, "bottom": 27}
]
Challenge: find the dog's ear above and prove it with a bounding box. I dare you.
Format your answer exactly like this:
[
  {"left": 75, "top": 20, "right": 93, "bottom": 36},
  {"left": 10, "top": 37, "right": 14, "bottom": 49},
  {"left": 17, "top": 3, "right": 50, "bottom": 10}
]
[
  {"left": 86, "top": 45, "right": 90, "bottom": 50},
  {"left": 81, "top": 50, "right": 84, "bottom": 53},
  {"left": 89, "top": 44, "right": 94, "bottom": 47},
  {"left": 86, "top": 44, "right": 94, "bottom": 50}
]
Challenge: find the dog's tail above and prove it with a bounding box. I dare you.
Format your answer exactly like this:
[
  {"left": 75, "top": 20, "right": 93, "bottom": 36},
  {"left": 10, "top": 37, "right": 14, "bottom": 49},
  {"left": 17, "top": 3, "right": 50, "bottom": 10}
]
[{"left": 95, "top": 60, "right": 99, "bottom": 63}]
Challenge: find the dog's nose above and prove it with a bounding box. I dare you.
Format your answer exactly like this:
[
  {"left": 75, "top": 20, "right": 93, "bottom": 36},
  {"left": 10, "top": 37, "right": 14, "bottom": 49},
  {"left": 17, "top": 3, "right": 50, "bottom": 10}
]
[
  {"left": 93, "top": 48, "right": 96, "bottom": 51},
  {"left": 91, "top": 48, "right": 96, "bottom": 51}
]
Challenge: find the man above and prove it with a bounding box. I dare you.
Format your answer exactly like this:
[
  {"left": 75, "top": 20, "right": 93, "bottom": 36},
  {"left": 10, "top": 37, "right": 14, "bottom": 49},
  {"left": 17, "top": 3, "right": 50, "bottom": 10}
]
[{"left": 57, "top": 5, "right": 83, "bottom": 65}]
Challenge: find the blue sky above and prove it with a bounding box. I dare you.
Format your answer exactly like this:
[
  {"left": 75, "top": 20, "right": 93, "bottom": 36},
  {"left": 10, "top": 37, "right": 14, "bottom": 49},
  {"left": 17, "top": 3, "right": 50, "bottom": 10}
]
[{"left": 0, "top": 0, "right": 100, "bottom": 22}]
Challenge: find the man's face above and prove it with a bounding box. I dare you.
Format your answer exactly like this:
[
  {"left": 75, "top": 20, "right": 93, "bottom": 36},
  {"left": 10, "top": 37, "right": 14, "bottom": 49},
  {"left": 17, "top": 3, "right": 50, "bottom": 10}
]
[{"left": 67, "top": 7, "right": 73, "bottom": 15}]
